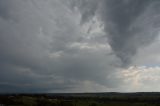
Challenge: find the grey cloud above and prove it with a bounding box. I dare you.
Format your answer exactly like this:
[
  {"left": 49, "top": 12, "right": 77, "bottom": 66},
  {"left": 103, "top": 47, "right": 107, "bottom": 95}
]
[
  {"left": 74, "top": 0, "right": 160, "bottom": 66},
  {"left": 102, "top": 0, "right": 160, "bottom": 66},
  {"left": 0, "top": 0, "right": 120, "bottom": 92},
  {"left": 0, "top": 0, "right": 78, "bottom": 92},
  {"left": 68, "top": 0, "right": 99, "bottom": 24},
  {"left": 1, "top": 0, "right": 160, "bottom": 93}
]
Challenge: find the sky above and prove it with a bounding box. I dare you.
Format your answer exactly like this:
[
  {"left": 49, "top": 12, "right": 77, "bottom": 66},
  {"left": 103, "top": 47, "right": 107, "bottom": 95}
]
[{"left": 0, "top": 0, "right": 160, "bottom": 93}]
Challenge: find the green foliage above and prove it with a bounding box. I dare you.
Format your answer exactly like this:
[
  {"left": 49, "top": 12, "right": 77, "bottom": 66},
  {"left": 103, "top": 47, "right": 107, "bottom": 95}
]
[
  {"left": 21, "top": 96, "right": 37, "bottom": 106},
  {"left": 2, "top": 94, "right": 160, "bottom": 106},
  {"left": 89, "top": 102, "right": 98, "bottom": 106}
]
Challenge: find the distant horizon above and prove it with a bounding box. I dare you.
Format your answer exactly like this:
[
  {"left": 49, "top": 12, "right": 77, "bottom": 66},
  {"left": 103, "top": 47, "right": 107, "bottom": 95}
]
[{"left": 1, "top": 92, "right": 160, "bottom": 94}]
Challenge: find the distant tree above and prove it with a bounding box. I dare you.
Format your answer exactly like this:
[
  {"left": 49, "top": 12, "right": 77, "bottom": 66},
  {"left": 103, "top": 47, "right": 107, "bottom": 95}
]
[{"left": 89, "top": 102, "right": 97, "bottom": 106}]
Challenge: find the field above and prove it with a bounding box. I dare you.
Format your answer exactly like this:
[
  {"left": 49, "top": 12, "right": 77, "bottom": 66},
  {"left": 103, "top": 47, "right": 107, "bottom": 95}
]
[{"left": 1, "top": 93, "right": 160, "bottom": 106}]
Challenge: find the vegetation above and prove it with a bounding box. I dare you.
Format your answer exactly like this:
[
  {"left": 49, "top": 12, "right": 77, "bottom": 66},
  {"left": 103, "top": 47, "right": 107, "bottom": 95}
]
[{"left": 1, "top": 93, "right": 160, "bottom": 106}]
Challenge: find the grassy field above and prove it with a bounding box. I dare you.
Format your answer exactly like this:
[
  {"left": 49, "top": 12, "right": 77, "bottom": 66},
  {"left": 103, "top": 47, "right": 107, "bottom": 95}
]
[{"left": 1, "top": 93, "right": 160, "bottom": 106}]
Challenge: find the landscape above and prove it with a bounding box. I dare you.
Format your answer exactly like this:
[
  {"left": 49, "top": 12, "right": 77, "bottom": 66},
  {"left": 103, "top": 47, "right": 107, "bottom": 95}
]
[
  {"left": 1, "top": 0, "right": 160, "bottom": 106},
  {"left": 1, "top": 93, "right": 160, "bottom": 106}
]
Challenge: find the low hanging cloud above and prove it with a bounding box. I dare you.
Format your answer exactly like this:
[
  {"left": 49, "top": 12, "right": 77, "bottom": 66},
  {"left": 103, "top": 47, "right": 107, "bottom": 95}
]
[
  {"left": 0, "top": 0, "right": 119, "bottom": 93},
  {"left": 0, "top": 0, "right": 160, "bottom": 93},
  {"left": 73, "top": 0, "right": 160, "bottom": 66},
  {"left": 102, "top": 0, "right": 160, "bottom": 65}
]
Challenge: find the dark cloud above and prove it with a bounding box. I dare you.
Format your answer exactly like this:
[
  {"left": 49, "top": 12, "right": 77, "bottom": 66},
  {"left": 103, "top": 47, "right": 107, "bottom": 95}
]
[
  {"left": 0, "top": 0, "right": 119, "bottom": 92},
  {"left": 102, "top": 0, "right": 160, "bottom": 66},
  {"left": 68, "top": 0, "right": 99, "bottom": 24},
  {"left": 75, "top": 0, "right": 160, "bottom": 66},
  {"left": 0, "top": 0, "right": 160, "bottom": 92}
]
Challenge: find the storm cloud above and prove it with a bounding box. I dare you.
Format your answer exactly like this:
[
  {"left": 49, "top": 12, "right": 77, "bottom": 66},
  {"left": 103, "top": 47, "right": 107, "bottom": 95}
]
[
  {"left": 0, "top": 0, "right": 160, "bottom": 92},
  {"left": 73, "top": 0, "right": 160, "bottom": 66}
]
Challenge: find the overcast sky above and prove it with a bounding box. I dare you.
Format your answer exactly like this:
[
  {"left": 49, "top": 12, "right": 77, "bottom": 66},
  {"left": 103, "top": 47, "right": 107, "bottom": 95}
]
[{"left": 0, "top": 0, "right": 160, "bottom": 93}]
